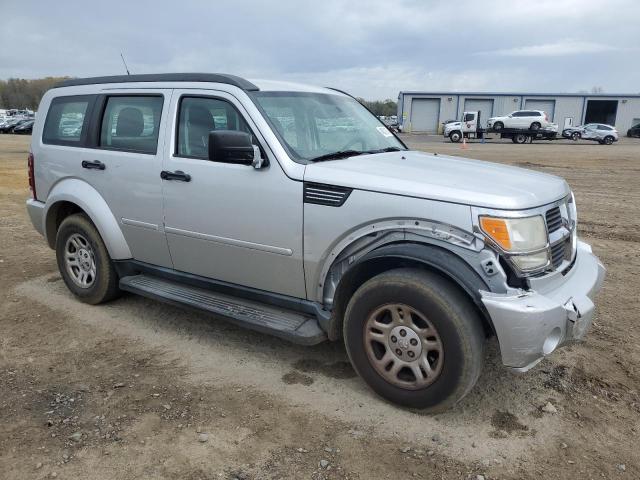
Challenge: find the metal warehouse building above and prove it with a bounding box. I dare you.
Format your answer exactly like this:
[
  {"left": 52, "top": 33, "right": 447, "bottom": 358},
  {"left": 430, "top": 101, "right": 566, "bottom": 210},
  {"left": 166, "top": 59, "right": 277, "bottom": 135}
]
[{"left": 397, "top": 91, "right": 640, "bottom": 134}]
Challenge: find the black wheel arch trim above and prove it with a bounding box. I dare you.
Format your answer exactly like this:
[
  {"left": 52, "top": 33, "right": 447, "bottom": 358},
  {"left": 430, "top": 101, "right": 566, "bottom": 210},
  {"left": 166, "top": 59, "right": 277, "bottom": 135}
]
[{"left": 327, "top": 241, "right": 497, "bottom": 340}]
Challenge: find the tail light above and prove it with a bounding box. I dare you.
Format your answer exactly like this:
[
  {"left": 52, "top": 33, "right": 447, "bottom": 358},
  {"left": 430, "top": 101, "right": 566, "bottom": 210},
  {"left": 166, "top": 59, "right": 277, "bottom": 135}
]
[
  {"left": 545, "top": 113, "right": 549, "bottom": 122},
  {"left": 28, "top": 152, "right": 37, "bottom": 200}
]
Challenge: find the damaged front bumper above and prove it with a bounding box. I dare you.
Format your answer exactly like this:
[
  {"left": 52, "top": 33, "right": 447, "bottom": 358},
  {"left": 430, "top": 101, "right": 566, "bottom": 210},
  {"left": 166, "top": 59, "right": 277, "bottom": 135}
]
[{"left": 481, "top": 240, "right": 605, "bottom": 371}]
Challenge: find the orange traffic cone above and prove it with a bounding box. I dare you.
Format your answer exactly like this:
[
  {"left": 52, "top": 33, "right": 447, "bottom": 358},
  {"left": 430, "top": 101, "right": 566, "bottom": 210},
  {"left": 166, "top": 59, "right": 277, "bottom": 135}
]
[{"left": 461, "top": 137, "right": 468, "bottom": 150}]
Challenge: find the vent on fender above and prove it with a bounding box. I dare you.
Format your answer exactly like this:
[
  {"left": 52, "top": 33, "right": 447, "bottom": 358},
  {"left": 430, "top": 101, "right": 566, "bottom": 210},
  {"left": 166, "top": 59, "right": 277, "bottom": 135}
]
[{"left": 303, "top": 182, "right": 352, "bottom": 207}]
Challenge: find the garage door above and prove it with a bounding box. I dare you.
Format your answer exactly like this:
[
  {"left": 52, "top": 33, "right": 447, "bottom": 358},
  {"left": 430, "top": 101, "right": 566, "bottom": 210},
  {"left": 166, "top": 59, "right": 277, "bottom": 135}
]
[
  {"left": 410, "top": 99, "right": 440, "bottom": 133},
  {"left": 463, "top": 99, "right": 494, "bottom": 126},
  {"left": 525, "top": 99, "right": 555, "bottom": 121}
]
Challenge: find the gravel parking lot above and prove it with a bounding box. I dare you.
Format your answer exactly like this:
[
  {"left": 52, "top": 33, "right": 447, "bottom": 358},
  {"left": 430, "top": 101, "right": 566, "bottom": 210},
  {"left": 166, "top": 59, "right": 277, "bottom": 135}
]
[{"left": 1, "top": 133, "right": 639, "bottom": 479}]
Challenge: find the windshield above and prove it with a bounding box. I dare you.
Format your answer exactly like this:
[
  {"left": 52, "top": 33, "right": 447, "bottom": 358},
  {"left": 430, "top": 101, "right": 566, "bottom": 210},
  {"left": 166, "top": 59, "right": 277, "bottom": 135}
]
[{"left": 252, "top": 91, "right": 405, "bottom": 162}]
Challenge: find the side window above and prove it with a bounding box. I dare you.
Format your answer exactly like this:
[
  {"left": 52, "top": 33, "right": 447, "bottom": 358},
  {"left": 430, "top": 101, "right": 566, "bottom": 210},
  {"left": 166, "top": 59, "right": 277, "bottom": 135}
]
[
  {"left": 464, "top": 113, "right": 475, "bottom": 122},
  {"left": 512, "top": 111, "right": 524, "bottom": 117},
  {"left": 176, "top": 96, "right": 253, "bottom": 159},
  {"left": 43, "top": 96, "right": 91, "bottom": 145},
  {"left": 599, "top": 124, "right": 612, "bottom": 130},
  {"left": 99, "top": 96, "right": 163, "bottom": 154}
]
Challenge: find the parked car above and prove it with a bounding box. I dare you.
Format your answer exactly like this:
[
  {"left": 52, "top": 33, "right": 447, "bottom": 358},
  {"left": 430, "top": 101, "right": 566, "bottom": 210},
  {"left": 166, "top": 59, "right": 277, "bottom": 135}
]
[
  {"left": 562, "top": 123, "right": 619, "bottom": 144},
  {"left": 487, "top": 110, "right": 551, "bottom": 131},
  {"left": 26, "top": 74, "right": 605, "bottom": 411},
  {"left": 626, "top": 123, "right": 640, "bottom": 138},
  {"left": 13, "top": 119, "right": 35, "bottom": 134},
  {"left": 0, "top": 117, "right": 27, "bottom": 133}
]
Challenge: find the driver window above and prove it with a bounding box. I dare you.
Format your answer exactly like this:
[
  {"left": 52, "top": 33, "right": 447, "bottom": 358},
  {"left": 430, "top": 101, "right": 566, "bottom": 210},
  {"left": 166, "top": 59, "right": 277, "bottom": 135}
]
[
  {"left": 177, "top": 96, "right": 253, "bottom": 159},
  {"left": 464, "top": 113, "right": 474, "bottom": 122}
]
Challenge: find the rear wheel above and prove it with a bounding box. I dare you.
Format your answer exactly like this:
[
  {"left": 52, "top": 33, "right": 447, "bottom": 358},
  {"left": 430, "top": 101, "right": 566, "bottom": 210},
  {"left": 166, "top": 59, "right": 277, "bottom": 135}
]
[
  {"left": 343, "top": 269, "right": 484, "bottom": 411},
  {"left": 493, "top": 121, "right": 504, "bottom": 131},
  {"left": 603, "top": 135, "right": 614, "bottom": 145},
  {"left": 55, "top": 213, "right": 121, "bottom": 304},
  {"left": 530, "top": 122, "right": 541, "bottom": 131},
  {"left": 514, "top": 133, "right": 529, "bottom": 144}
]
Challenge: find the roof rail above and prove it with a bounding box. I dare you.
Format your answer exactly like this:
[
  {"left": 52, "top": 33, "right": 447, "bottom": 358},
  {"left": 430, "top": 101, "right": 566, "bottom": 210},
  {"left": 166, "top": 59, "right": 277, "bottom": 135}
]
[{"left": 55, "top": 73, "right": 259, "bottom": 91}]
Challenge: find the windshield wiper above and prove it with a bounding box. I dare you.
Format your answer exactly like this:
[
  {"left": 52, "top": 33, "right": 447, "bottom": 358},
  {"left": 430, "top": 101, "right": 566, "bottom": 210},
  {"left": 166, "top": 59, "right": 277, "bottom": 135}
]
[
  {"left": 309, "top": 150, "right": 365, "bottom": 162},
  {"left": 362, "top": 146, "right": 404, "bottom": 154}
]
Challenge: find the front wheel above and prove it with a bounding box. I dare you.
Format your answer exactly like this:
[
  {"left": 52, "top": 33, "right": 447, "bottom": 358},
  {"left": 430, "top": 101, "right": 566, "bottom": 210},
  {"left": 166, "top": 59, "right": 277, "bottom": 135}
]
[
  {"left": 56, "top": 213, "right": 121, "bottom": 305},
  {"left": 571, "top": 131, "right": 581, "bottom": 141},
  {"left": 449, "top": 131, "right": 462, "bottom": 143},
  {"left": 343, "top": 269, "right": 484, "bottom": 411}
]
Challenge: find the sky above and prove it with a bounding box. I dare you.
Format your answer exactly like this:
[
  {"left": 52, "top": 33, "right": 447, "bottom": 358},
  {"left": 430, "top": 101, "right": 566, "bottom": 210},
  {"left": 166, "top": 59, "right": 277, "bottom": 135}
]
[{"left": 1, "top": 0, "right": 639, "bottom": 100}]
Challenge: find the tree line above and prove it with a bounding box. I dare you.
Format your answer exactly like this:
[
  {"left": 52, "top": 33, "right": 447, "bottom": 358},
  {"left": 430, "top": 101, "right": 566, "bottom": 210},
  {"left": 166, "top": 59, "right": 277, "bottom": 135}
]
[
  {"left": 356, "top": 98, "right": 398, "bottom": 117},
  {"left": 0, "top": 77, "right": 68, "bottom": 110},
  {"left": 0, "top": 76, "right": 398, "bottom": 116}
]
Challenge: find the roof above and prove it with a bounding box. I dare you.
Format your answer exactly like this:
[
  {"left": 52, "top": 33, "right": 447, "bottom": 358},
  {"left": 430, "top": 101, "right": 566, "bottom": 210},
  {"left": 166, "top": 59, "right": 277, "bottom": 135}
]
[
  {"left": 55, "top": 73, "right": 259, "bottom": 91},
  {"left": 398, "top": 91, "right": 640, "bottom": 98}
]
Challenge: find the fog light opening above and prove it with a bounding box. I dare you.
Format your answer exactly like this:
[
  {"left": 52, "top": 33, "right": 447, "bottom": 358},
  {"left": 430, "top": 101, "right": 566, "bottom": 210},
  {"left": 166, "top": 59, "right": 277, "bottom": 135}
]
[{"left": 542, "top": 327, "right": 562, "bottom": 355}]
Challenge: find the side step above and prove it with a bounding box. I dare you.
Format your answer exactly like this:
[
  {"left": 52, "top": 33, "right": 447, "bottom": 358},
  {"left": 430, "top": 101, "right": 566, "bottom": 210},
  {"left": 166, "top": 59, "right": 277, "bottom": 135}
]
[{"left": 119, "top": 274, "right": 327, "bottom": 345}]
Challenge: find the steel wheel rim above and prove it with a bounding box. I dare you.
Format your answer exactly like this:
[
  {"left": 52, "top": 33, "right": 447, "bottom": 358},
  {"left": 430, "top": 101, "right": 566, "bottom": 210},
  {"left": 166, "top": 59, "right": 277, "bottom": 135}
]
[
  {"left": 364, "top": 303, "right": 444, "bottom": 390},
  {"left": 64, "top": 233, "right": 96, "bottom": 288}
]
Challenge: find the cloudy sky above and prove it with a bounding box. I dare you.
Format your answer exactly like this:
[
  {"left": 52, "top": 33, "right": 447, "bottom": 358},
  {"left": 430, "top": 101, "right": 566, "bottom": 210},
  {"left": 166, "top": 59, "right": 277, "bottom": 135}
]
[{"left": 2, "top": 0, "right": 639, "bottom": 99}]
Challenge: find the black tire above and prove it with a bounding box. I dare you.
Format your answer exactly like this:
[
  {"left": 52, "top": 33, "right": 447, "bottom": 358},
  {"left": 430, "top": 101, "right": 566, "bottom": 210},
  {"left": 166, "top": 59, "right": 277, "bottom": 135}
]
[
  {"left": 514, "top": 133, "right": 528, "bottom": 144},
  {"left": 343, "top": 268, "right": 484, "bottom": 411},
  {"left": 571, "top": 131, "right": 580, "bottom": 141},
  {"left": 55, "top": 213, "right": 120, "bottom": 305},
  {"left": 530, "top": 122, "right": 541, "bottom": 131},
  {"left": 493, "top": 122, "right": 504, "bottom": 131},
  {"left": 603, "top": 136, "right": 614, "bottom": 145},
  {"left": 449, "top": 131, "right": 462, "bottom": 143}
]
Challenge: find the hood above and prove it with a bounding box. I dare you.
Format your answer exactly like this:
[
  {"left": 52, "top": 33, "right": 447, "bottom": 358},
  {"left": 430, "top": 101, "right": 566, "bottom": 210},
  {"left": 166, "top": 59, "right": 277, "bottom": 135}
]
[{"left": 304, "top": 150, "right": 570, "bottom": 210}]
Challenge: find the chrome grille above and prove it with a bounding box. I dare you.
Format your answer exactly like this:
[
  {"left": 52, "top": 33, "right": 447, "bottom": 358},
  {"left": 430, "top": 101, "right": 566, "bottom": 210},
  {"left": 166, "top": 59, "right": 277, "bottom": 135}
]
[
  {"left": 550, "top": 240, "right": 567, "bottom": 268},
  {"left": 545, "top": 206, "right": 562, "bottom": 233}
]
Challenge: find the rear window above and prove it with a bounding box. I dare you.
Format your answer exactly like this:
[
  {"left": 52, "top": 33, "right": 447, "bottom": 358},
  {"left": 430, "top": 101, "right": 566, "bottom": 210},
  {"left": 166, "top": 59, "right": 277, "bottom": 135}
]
[
  {"left": 99, "top": 96, "right": 163, "bottom": 154},
  {"left": 43, "top": 96, "right": 92, "bottom": 145}
]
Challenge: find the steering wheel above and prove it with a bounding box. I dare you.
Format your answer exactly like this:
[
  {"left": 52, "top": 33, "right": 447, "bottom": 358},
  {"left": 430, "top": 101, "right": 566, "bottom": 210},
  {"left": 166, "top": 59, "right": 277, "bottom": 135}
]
[{"left": 339, "top": 137, "right": 366, "bottom": 151}]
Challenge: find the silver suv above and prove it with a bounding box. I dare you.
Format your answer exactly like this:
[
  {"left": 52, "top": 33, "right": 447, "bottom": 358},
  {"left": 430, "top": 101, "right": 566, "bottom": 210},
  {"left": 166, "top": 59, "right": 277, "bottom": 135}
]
[{"left": 26, "top": 74, "right": 605, "bottom": 411}]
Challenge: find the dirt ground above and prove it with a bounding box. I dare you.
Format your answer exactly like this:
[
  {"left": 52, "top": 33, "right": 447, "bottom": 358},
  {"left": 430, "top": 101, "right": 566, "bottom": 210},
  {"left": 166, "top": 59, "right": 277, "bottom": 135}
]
[{"left": 1, "top": 133, "right": 638, "bottom": 480}]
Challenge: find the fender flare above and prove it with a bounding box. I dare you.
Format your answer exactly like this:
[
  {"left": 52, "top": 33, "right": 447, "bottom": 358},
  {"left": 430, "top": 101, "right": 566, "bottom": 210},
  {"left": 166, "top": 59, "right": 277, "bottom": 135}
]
[
  {"left": 44, "top": 178, "right": 132, "bottom": 259},
  {"left": 324, "top": 238, "right": 506, "bottom": 341},
  {"left": 354, "top": 242, "right": 491, "bottom": 306}
]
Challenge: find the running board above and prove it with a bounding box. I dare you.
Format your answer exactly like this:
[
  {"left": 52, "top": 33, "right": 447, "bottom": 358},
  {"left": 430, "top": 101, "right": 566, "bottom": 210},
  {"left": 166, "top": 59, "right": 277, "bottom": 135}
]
[{"left": 119, "top": 274, "right": 327, "bottom": 345}]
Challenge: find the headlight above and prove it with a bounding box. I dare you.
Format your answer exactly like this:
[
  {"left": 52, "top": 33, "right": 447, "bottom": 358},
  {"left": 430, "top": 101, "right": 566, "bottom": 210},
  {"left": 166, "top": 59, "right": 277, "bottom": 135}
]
[{"left": 479, "top": 215, "right": 549, "bottom": 271}]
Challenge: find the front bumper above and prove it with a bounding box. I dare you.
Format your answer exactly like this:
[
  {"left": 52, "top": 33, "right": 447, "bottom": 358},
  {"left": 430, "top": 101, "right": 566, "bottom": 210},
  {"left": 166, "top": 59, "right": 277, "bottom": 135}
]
[{"left": 481, "top": 240, "right": 605, "bottom": 371}]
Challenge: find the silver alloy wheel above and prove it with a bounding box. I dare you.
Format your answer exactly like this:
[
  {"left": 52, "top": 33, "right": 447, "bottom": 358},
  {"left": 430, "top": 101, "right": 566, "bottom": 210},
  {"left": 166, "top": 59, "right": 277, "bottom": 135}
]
[
  {"left": 64, "top": 233, "right": 96, "bottom": 288},
  {"left": 364, "top": 303, "right": 444, "bottom": 390}
]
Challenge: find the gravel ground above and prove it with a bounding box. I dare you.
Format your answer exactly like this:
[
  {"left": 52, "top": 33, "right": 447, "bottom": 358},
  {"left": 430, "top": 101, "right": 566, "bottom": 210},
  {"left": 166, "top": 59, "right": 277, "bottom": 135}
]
[{"left": 0, "top": 133, "right": 638, "bottom": 479}]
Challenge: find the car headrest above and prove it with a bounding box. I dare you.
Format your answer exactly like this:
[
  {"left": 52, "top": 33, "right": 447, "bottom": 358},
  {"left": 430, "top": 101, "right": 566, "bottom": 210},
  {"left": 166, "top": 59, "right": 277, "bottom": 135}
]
[
  {"left": 116, "top": 107, "right": 144, "bottom": 137},
  {"left": 188, "top": 106, "right": 214, "bottom": 130}
]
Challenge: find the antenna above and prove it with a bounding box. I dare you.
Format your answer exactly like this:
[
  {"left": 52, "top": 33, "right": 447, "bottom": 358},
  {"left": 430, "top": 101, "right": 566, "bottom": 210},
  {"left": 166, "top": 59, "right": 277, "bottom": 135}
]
[{"left": 120, "top": 52, "right": 131, "bottom": 75}]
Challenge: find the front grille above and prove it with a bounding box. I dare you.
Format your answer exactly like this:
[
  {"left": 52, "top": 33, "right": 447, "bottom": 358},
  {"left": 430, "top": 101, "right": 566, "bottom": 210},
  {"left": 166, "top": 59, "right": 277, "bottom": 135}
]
[
  {"left": 545, "top": 206, "right": 562, "bottom": 233},
  {"left": 550, "top": 240, "right": 567, "bottom": 268}
]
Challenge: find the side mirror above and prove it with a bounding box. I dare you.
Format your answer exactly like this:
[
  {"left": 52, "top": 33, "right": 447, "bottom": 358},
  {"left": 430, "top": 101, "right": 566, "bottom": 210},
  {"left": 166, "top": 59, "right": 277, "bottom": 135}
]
[{"left": 208, "top": 130, "right": 266, "bottom": 168}]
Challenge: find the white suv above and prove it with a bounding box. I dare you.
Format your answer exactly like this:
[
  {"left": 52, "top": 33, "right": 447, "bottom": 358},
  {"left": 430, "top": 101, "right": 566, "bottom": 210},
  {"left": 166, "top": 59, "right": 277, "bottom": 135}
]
[{"left": 488, "top": 110, "right": 551, "bottom": 131}]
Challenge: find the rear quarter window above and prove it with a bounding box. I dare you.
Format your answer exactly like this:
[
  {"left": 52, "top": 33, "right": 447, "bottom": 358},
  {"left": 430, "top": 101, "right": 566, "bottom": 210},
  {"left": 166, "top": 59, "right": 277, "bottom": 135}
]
[{"left": 42, "top": 96, "right": 92, "bottom": 145}]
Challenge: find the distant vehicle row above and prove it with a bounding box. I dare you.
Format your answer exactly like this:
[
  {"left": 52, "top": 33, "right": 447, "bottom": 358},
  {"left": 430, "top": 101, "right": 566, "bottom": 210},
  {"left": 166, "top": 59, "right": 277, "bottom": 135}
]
[
  {"left": 444, "top": 110, "right": 619, "bottom": 145},
  {"left": 0, "top": 117, "right": 35, "bottom": 134}
]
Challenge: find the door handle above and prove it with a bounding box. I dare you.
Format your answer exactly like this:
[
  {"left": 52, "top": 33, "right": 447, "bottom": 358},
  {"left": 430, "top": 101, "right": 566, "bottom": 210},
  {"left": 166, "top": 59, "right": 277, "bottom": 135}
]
[
  {"left": 82, "top": 160, "right": 105, "bottom": 170},
  {"left": 160, "top": 170, "right": 191, "bottom": 182}
]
